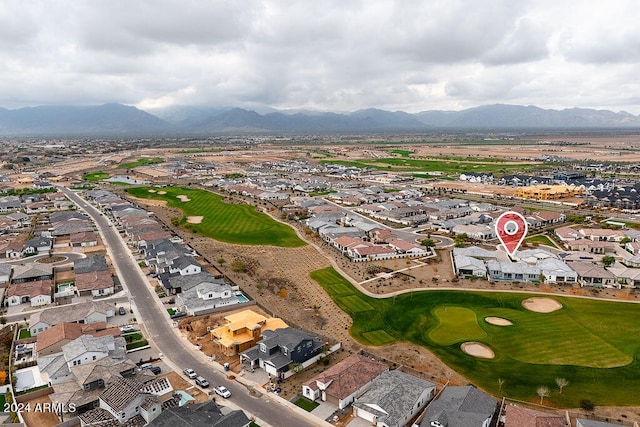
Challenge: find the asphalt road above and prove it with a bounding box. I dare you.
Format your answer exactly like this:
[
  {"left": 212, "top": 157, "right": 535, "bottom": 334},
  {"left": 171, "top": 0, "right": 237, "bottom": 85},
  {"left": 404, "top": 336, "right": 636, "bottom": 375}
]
[{"left": 59, "top": 187, "right": 322, "bottom": 427}]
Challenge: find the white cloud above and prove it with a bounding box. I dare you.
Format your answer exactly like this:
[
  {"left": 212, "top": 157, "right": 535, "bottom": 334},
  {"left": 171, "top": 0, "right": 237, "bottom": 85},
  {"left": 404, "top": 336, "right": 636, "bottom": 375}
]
[{"left": 0, "top": 0, "right": 639, "bottom": 114}]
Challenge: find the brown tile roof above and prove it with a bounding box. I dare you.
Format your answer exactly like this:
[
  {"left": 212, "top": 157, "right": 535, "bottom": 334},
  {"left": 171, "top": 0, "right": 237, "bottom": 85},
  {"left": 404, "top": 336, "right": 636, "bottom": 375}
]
[
  {"left": 7, "top": 279, "right": 51, "bottom": 298},
  {"left": 303, "top": 353, "right": 388, "bottom": 400},
  {"left": 36, "top": 321, "right": 117, "bottom": 353},
  {"left": 75, "top": 270, "right": 114, "bottom": 291},
  {"left": 100, "top": 376, "right": 148, "bottom": 412},
  {"left": 504, "top": 404, "right": 565, "bottom": 427}
]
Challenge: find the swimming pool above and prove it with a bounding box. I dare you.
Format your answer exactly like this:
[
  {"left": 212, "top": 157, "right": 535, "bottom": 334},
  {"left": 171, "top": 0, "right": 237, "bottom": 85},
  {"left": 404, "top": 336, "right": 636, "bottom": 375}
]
[
  {"left": 57, "top": 283, "right": 73, "bottom": 292},
  {"left": 174, "top": 390, "right": 195, "bottom": 406},
  {"left": 236, "top": 294, "right": 249, "bottom": 303}
]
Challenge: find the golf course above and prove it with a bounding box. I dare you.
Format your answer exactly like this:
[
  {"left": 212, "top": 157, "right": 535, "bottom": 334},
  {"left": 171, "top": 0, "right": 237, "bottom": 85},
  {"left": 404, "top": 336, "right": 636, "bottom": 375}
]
[
  {"left": 310, "top": 266, "right": 640, "bottom": 407},
  {"left": 126, "top": 186, "right": 305, "bottom": 247}
]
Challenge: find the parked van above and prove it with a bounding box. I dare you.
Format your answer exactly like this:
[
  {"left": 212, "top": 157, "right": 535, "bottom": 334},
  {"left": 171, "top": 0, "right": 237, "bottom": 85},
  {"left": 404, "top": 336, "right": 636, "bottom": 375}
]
[{"left": 195, "top": 376, "right": 209, "bottom": 388}]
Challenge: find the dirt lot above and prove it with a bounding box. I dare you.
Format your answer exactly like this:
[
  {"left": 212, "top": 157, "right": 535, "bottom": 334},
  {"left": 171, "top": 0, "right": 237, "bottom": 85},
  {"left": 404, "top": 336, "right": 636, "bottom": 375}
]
[{"left": 19, "top": 395, "right": 62, "bottom": 427}]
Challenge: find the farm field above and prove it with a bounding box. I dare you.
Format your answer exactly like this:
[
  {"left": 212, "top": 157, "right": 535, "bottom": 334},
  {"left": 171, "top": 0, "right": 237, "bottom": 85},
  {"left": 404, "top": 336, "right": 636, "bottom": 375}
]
[
  {"left": 126, "top": 186, "right": 305, "bottom": 247},
  {"left": 310, "top": 266, "right": 640, "bottom": 407}
]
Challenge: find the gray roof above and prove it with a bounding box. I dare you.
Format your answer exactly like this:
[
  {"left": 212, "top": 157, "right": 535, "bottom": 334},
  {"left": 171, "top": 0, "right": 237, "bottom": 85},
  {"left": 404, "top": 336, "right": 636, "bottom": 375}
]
[
  {"left": 74, "top": 255, "right": 108, "bottom": 274},
  {"left": 30, "top": 300, "right": 113, "bottom": 328},
  {"left": 12, "top": 262, "right": 53, "bottom": 280},
  {"left": 353, "top": 370, "right": 436, "bottom": 427},
  {"left": 0, "top": 263, "right": 11, "bottom": 276},
  {"left": 149, "top": 400, "right": 251, "bottom": 427},
  {"left": 62, "top": 335, "right": 126, "bottom": 362},
  {"left": 167, "top": 271, "right": 224, "bottom": 292},
  {"left": 420, "top": 385, "right": 497, "bottom": 427}
]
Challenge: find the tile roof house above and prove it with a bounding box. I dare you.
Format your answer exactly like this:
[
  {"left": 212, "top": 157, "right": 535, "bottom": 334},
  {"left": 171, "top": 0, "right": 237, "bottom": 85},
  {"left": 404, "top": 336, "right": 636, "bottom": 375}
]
[
  {"left": 302, "top": 353, "right": 389, "bottom": 409},
  {"left": 240, "top": 328, "right": 325, "bottom": 378},
  {"left": 6, "top": 279, "right": 52, "bottom": 307},
  {"left": 487, "top": 260, "right": 541, "bottom": 283},
  {"left": 420, "top": 385, "right": 498, "bottom": 427},
  {"left": 78, "top": 376, "right": 163, "bottom": 426},
  {"left": 454, "top": 255, "right": 487, "bottom": 278},
  {"left": 36, "top": 321, "right": 117, "bottom": 356},
  {"left": 537, "top": 258, "right": 578, "bottom": 284},
  {"left": 11, "top": 262, "right": 53, "bottom": 284},
  {"left": 149, "top": 400, "right": 251, "bottom": 427},
  {"left": 29, "top": 300, "right": 114, "bottom": 336},
  {"left": 75, "top": 270, "right": 115, "bottom": 297},
  {"left": 210, "top": 309, "right": 289, "bottom": 356},
  {"left": 352, "top": 370, "right": 436, "bottom": 427},
  {"left": 69, "top": 231, "right": 98, "bottom": 247},
  {"left": 569, "top": 261, "right": 616, "bottom": 288},
  {"left": 175, "top": 279, "right": 238, "bottom": 316},
  {"left": 23, "top": 236, "right": 53, "bottom": 255},
  {"left": 502, "top": 404, "right": 566, "bottom": 427},
  {"left": 576, "top": 419, "right": 625, "bottom": 427}
]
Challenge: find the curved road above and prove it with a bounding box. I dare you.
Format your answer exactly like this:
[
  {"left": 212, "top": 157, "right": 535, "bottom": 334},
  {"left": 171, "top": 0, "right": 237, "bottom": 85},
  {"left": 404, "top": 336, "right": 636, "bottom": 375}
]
[{"left": 60, "top": 187, "right": 326, "bottom": 427}]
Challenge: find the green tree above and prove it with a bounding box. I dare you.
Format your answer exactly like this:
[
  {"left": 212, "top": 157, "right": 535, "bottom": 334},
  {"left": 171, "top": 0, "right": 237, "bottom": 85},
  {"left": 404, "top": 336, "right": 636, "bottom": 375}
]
[
  {"left": 602, "top": 255, "right": 615, "bottom": 267},
  {"left": 421, "top": 239, "right": 436, "bottom": 248},
  {"left": 454, "top": 233, "right": 468, "bottom": 248}
]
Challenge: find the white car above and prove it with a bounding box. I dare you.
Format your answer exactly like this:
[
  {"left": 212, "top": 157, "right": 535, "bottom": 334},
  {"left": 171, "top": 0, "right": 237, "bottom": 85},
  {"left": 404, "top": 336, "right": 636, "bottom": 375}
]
[
  {"left": 214, "top": 385, "right": 231, "bottom": 398},
  {"left": 120, "top": 325, "right": 135, "bottom": 333},
  {"left": 183, "top": 368, "right": 197, "bottom": 379}
]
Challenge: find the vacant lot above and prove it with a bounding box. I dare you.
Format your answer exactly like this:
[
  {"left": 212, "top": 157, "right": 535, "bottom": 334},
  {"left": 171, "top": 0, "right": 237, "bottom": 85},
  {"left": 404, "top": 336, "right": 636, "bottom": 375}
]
[
  {"left": 126, "top": 187, "right": 305, "bottom": 247},
  {"left": 310, "top": 266, "right": 640, "bottom": 407}
]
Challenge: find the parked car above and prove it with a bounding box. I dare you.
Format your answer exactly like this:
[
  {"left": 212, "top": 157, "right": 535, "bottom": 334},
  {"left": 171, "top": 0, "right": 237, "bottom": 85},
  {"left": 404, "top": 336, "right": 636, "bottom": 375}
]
[
  {"left": 120, "top": 325, "right": 135, "bottom": 333},
  {"left": 214, "top": 385, "right": 231, "bottom": 398},
  {"left": 195, "top": 376, "right": 209, "bottom": 388},
  {"left": 138, "top": 363, "right": 153, "bottom": 371},
  {"left": 183, "top": 368, "right": 197, "bottom": 379},
  {"left": 149, "top": 366, "right": 161, "bottom": 375},
  {"left": 118, "top": 307, "right": 126, "bottom": 315}
]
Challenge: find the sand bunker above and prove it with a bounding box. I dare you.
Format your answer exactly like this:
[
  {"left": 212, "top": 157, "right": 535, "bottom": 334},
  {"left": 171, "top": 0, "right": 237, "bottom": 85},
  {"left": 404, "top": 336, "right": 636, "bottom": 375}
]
[
  {"left": 485, "top": 317, "right": 513, "bottom": 326},
  {"left": 177, "top": 194, "right": 190, "bottom": 202},
  {"left": 187, "top": 216, "right": 203, "bottom": 224},
  {"left": 148, "top": 189, "right": 156, "bottom": 193},
  {"left": 522, "top": 297, "right": 562, "bottom": 313},
  {"left": 157, "top": 191, "right": 167, "bottom": 195},
  {"left": 461, "top": 342, "right": 495, "bottom": 359}
]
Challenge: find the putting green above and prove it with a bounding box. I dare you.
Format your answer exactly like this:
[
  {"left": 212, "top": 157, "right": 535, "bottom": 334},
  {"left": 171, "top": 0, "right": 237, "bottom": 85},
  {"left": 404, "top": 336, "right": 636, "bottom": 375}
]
[{"left": 429, "top": 306, "right": 487, "bottom": 346}]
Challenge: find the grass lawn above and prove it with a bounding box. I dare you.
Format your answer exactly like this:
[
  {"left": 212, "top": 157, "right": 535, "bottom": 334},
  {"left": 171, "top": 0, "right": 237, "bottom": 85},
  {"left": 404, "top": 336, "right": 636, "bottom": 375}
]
[
  {"left": 310, "top": 266, "right": 640, "bottom": 407},
  {"left": 293, "top": 397, "right": 320, "bottom": 412},
  {"left": 126, "top": 187, "right": 304, "bottom": 247},
  {"left": 18, "top": 329, "right": 31, "bottom": 339},
  {"left": 118, "top": 157, "right": 164, "bottom": 169},
  {"left": 525, "top": 235, "right": 556, "bottom": 247},
  {"left": 83, "top": 171, "right": 110, "bottom": 182}
]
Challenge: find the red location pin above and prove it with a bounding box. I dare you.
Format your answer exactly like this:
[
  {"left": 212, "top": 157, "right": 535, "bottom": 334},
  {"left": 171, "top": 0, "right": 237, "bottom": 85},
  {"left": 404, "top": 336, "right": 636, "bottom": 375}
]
[{"left": 495, "top": 211, "right": 528, "bottom": 257}]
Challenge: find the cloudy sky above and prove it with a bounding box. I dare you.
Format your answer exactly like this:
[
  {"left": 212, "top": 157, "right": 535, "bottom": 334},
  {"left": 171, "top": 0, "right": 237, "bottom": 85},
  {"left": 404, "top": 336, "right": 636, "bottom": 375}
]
[{"left": 2, "top": 1, "right": 640, "bottom": 114}]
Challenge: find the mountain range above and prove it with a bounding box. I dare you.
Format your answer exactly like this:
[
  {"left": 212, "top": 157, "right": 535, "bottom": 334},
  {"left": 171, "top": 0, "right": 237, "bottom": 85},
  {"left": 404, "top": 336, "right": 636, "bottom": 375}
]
[{"left": 1, "top": 103, "right": 640, "bottom": 136}]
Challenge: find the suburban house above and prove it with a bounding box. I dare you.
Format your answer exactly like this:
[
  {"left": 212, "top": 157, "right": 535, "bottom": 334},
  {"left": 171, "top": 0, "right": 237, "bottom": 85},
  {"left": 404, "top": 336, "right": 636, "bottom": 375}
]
[
  {"left": 11, "top": 262, "right": 53, "bottom": 284},
  {"left": 23, "top": 236, "right": 53, "bottom": 255},
  {"left": 576, "top": 419, "right": 624, "bottom": 427},
  {"left": 175, "top": 280, "right": 239, "bottom": 316},
  {"left": 302, "top": 353, "right": 389, "bottom": 409},
  {"left": 38, "top": 334, "right": 127, "bottom": 385},
  {"left": 502, "top": 404, "right": 566, "bottom": 427},
  {"left": 420, "top": 385, "right": 498, "bottom": 427},
  {"left": 569, "top": 261, "right": 617, "bottom": 288},
  {"left": 537, "top": 258, "right": 578, "bottom": 284},
  {"left": 210, "top": 309, "right": 289, "bottom": 356},
  {"left": 70, "top": 231, "right": 99, "bottom": 247},
  {"left": 486, "top": 261, "right": 541, "bottom": 283},
  {"left": 149, "top": 400, "right": 251, "bottom": 427},
  {"left": 75, "top": 270, "right": 115, "bottom": 297},
  {"left": 163, "top": 271, "right": 222, "bottom": 295},
  {"left": 29, "top": 300, "right": 115, "bottom": 336},
  {"left": 77, "top": 376, "right": 165, "bottom": 425},
  {"left": 36, "top": 322, "right": 119, "bottom": 356},
  {"left": 454, "top": 255, "right": 487, "bottom": 278},
  {"left": 6, "top": 279, "right": 52, "bottom": 307},
  {"left": 240, "top": 328, "right": 326, "bottom": 378},
  {"left": 352, "top": 370, "right": 436, "bottom": 427},
  {"left": 74, "top": 255, "right": 109, "bottom": 274}
]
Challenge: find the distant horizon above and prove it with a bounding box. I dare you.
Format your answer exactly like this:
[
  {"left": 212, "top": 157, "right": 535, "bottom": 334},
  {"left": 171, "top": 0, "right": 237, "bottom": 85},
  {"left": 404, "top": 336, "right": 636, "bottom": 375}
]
[{"left": 1, "top": 102, "right": 638, "bottom": 117}]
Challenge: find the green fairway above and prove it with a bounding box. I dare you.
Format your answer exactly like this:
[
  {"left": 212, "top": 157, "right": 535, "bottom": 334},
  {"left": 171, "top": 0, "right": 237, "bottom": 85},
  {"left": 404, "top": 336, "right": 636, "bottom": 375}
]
[
  {"left": 118, "top": 157, "right": 164, "bottom": 169},
  {"left": 83, "top": 171, "right": 110, "bottom": 182},
  {"left": 321, "top": 157, "right": 544, "bottom": 175},
  {"left": 126, "top": 187, "right": 305, "bottom": 247},
  {"left": 310, "top": 266, "right": 640, "bottom": 407}
]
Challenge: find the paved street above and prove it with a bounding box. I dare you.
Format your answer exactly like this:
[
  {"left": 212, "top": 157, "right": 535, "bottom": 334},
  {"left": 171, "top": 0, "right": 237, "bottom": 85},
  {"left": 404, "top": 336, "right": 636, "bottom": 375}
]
[{"left": 60, "top": 187, "right": 327, "bottom": 427}]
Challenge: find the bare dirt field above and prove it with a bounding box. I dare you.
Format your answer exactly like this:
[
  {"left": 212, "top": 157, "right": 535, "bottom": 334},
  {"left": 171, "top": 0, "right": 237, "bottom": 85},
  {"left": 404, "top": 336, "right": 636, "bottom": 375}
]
[{"left": 19, "top": 395, "right": 61, "bottom": 427}]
